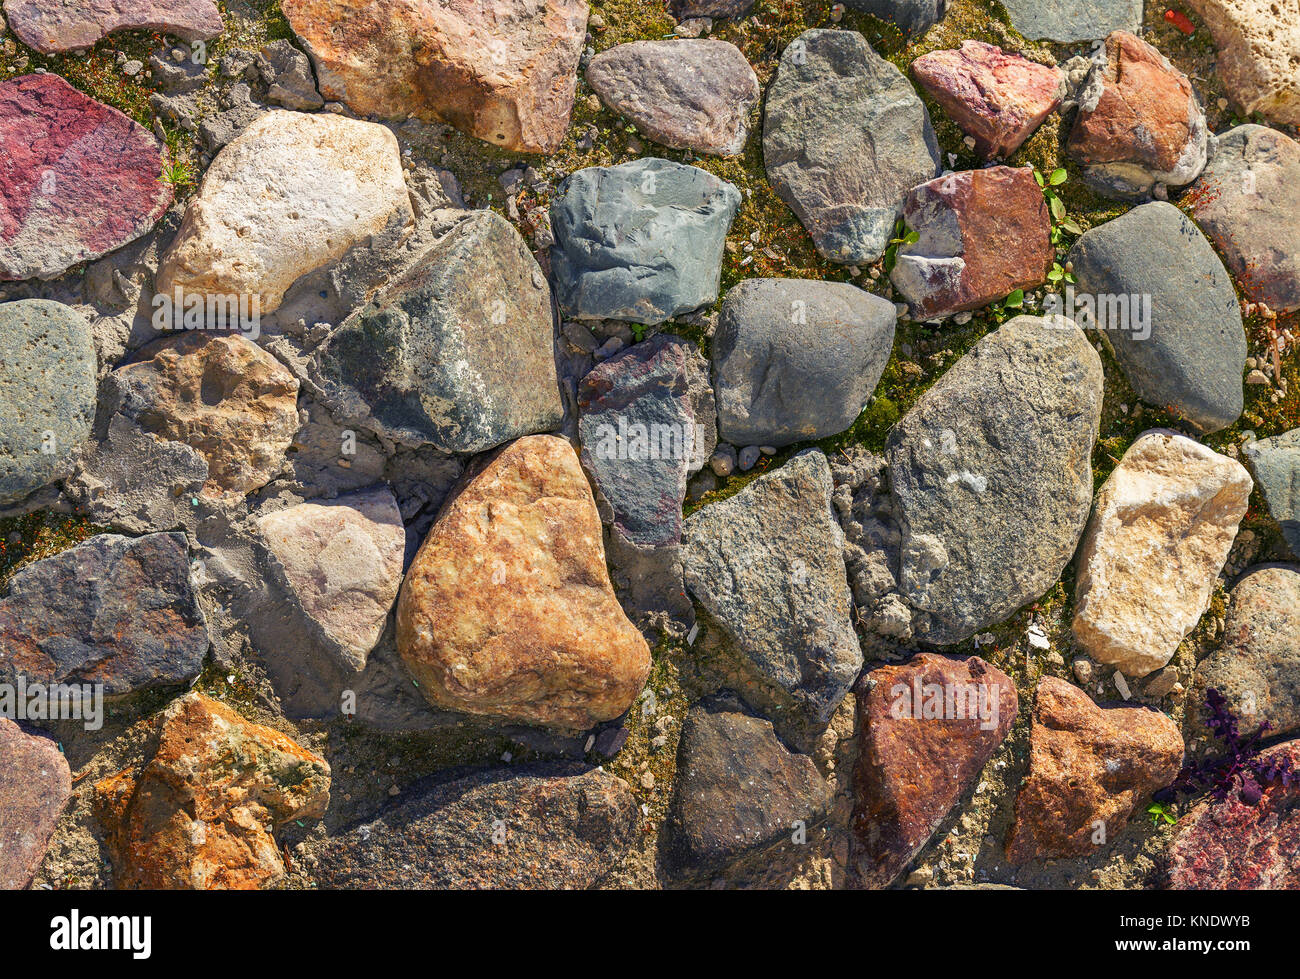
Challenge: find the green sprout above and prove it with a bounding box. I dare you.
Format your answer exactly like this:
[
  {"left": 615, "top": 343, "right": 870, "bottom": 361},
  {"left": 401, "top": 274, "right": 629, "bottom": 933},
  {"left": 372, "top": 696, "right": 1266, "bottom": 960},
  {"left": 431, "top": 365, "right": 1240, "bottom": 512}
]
[{"left": 1146, "top": 801, "right": 1177, "bottom": 827}]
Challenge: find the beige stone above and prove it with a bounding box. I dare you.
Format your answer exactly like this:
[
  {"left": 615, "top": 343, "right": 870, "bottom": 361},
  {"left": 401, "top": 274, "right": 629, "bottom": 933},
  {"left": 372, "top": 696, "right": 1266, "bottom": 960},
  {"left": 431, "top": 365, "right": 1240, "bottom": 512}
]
[
  {"left": 396, "top": 435, "right": 651, "bottom": 729},
  {"left": 1185, "top": 0, "right": 1300, "bottom": 126},
  {"left": 1073, "top": 430, "right": 1252, "bottom": 677}
]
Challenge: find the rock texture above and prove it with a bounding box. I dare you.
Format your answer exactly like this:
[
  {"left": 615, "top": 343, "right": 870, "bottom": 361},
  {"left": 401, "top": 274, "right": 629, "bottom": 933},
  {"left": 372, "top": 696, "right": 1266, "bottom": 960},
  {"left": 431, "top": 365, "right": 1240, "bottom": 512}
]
[
  {"left": 0, "top": 533, "right": 208, "bottom": 696},
  {"left": 108, "top": 334, "right": 300, "bottom": 498},
  {"left": 670, "top": 0, "right": 753, "bottom": 17},
  {"left": 842, "top": 0, "right": 948, "bottom": 34},
  {"left": 0, "top": 300, "right": 96, "bottom": 505},
  {"left": 1073, "top": 430, "right": 1253, "bottom": 678},
  {"left": 763, "top": 29, "right": 940, "bottom": 264},
  {"left": 3, "top": 0, "right": 223, "bottom": 54},
  {"left": 315, "top": 763, "right": 637, "bottom": 889},
  {"left": 281, "top": 0, "right": 588, "bottom": 154},
  {"left": 1184, "top": 0, "right": 1300, "bottom": 126},
  {"left": 0, "top": 73, "right": 171, "bottom": 281},
  {"left": 712, "top": 278, "right": 896, "bottom": 446},
  {"left": 1068, "top": 31, "right": 1207, "bottom": 199},
  {"left": 550, "top": 159, "right": 740, "bottom": 324},
  {"left": 1006, "top": 677, "right": 1184, "bottom": 862},
  {"left": 396, "top": 436, "right": 651, "bottom": 730},
  {"left": 0, "top": 719, "right": 72, "bottom": 889},
  {"left": 999, "top": 0, "right": 1143, "bottom": 42},
  {"left": 852, "top": 654, "right": 1016, "bottom": 889},
  {"left": 317, "top": 210, "right": 562, "bottom": 453},
  {"left": 911, "top": 42, "right": 1062, "bottom": 159},
  {"left": 156, "top": 110, "right": 410, "bottom": 315},
  {"left": 886, "top": 315, "right": 1104, "bottom": 645},
  {"left": 586, "top": 40, "right": 759, "bottom": 156},
  {"left": 95, "top": 692, "right": 330, "bottom": 890},
  {"left": 891, "top": 166, "right": 1054, "bottom": 320},
  {"left": 1244, "top": 429, "right": 1300, "bottom": 554},
  {"left": 1067, "top": 201, "right": 1246, "bottom": 433}
]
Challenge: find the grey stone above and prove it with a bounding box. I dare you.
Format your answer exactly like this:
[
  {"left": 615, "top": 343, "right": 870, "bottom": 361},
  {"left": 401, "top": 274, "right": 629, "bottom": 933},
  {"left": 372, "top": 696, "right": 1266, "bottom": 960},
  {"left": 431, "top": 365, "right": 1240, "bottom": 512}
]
[
  {"left": 738, "top": 445, "right": 761, "bottom": 470},
  {"left": 550, "top": 159, "right": 740, "bottom": 324},
  {"left": 713, "top": 278, "right": 896, "bottom": 447},
  {"left": 0, "top": 300, "right": 96, "bottom": 506},
  {"left": 0, "top": 719, "right": 71, "bottom": 889},
  {"left": 1244, "top": 429, "right": 1300, "bottom": 554},
  {"left": 842, "top": 0, "right": 948, "bottom": 34},
  {"left": 763, "top": 29, "right": 940, "bottom": 265},
  {"left": 669, "top": 0, "right": 753, "bottom": 17},
  {"left": 257, "top": 39, "right": 324, "bottom": 111},
  {"left": 1000, "top": 0, "right": 1143, "bottom": 41},
  {"left": 1066, "top": 201, "right": 1246, "bottom": 433},
  {"left": 886, "top": 315, "right": 1104, "bottom": 644}
]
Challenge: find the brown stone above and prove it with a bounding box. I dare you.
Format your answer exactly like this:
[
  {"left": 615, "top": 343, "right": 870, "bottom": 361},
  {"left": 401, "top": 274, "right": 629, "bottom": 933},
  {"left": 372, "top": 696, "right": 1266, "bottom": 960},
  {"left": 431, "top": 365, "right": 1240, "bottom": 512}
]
[
  {"left": 396, "top": 435, "right": 651, "bottom": 730},
  {"left": 1184, "top": 0, "right": 1300, "bottom": 126},
  {"left": 95, "top": 692, "right": 330, "bottom": 890},
  {"left": 1006, "top": 677, "right": 1184, "bottom": 862},
  {"left": 0, "top": 719, "right": 72, "bottom": 889}
]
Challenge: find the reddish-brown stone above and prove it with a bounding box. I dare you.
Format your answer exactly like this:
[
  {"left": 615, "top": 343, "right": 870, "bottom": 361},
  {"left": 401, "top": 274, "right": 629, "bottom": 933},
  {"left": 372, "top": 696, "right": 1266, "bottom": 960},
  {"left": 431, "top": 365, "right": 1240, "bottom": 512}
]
[
  {"left": 851, "top": 653, "right": 1017, "bottom": 889},
  {"left": 3, "top": 0, "right": 223, "bottom": 55},
  {"left": 0, "top": 719, "right": 72, "bottom": 889}
]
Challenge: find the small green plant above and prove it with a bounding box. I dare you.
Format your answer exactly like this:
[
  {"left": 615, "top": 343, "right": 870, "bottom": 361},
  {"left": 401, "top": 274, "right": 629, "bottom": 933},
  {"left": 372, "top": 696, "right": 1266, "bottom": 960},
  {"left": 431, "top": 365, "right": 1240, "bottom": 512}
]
[
  {"left": 631, "top": 323, "right": 648, "bottom": 342},
  {"left": 883, "top": 218, "right": 919, "bottom": 273},
  {"left": 1146, "top": 801, "right": 1177, "bottom": 827},
  {"left": 1034, "top": 167, "right": 1083, "bottom": 245},
  {"left": 161, "top": 157, "right": 197, "bottom": 188}
]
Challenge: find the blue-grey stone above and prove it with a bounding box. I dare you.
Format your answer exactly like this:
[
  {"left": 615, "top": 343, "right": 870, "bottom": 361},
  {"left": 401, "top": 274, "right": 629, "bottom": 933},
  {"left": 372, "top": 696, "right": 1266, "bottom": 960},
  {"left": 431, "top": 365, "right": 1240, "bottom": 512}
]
[
  {"left": 999, "top": 0, "right": 1142, "bottom": 42},
  {"left": 1244, "top": 429, "right": 1300, "bottom": 555},
  {"left": 842, "top": 0, "right": 948, "bottom": 35}
]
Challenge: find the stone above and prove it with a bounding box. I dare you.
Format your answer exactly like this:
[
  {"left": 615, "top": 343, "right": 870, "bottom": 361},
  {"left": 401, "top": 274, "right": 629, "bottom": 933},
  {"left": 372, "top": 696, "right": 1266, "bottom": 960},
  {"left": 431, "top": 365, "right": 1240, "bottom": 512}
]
[
  {"left": 891, "top": 166, "right": 1054, "bottom": 320},
  {"left": 0, "top": 300, "right": 96, "bottom": 505},
  {"left": 156, "top": 110, "right": 410, "bottom": 316},
  {"left": 281, "top": 0, "right": 587, "bottom": 154},
  {"left": 0, "top": 74, "right": 171, "bottom": 281},
  {"left": 763, "top": 29, "right": 940, "bottom": 265},
  {"left": 667, "top": 700, "right": 833, "bottom": 874},
  {"left": 3, "top": 0, "right": 222, "bottom": 55},
  {"left": 587, "top": 40, "right": 758, "bottom": 157},
  {"left": 841, "top": 0, "right": 948, "bottom": 34},
  {"left": 256, "top": 487, "right": 405, "bottom": 674},
  {"left": 0, "top": 533, "right": 209, "bottom": 697},
  {"left": 910, "top": 42, "right": 1063, "bottom": 160},
  {"left": 1065, "top": 201, "right": 1246, "bottom": 433},
  {"left": 1244, "top": 429, "right": 1300, "bottom": 554},
  {"left": 395, "top": 436, "right": 650, "bottom": 730},
  {"left": 1184, "top": 0, "right": 1300, "bottom": 126},
  {"left": 1167, "top": 738, "right": 1300, "bottom": 888},
  {"left": 550, "top": 159, "right": 740, "bottom": 324},
  {"left": 1006, "top": 677, "right": 1183, "bottom": 861},
  {"left": 0, "top": 719, "right": 72, "bottom": 889},
  {"left": 669, "top": 0, "right": 753, "bottom": 17},
  {"left": 712, "top": 278, "right": 896, "bottom": 447},
  {"left": 1195, "top": 566, "right": 1300, "bottom": 738},
  {"left": 107, "top": 334, "right": 300, "bottom": 498},
  {"left": 682, "top": 450, "right": 861, "bottom": 746},
  {"left": 851, "top": 653, "right": 1016, "bottom": 889},
  {"left": 256, "top": 39, "right": 323, "bottom": 111},
  {"left": 999, "top": 0, "right": 1142, "bottom": 42},
  {"left": 1067, "top": 31, "right": 1207, "bottom": 200},
  {"left": 1073, "top": 430, "right": 1253, "bottom": 678},
  {"left": 95, "top": 692, "right": 330, "bottom": 889},
  {"left": 317, "top": 210, "right": 562, "bottom": 454},
  {"left": 315, "top": 763, "right": 636, "bottom": 888},
  {"left": 886, "top": 315, "right": 1103, "bottom": 645},
  {"left": 1185, "top": 125, "right": 1300, "bottom": 314}
]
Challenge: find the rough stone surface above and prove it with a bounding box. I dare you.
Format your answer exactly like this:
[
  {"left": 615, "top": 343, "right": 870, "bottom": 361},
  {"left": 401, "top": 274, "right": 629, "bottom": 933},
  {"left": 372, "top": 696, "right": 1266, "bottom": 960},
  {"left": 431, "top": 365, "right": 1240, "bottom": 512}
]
[
  {"left": 1185, "top": 124, "right": 1300, "bottom": 313},
  {"left": 0, "top": 73, "right": 172, "bottom": 281},
  {"left": 586, "top": 40, "right": 759, "bottom": 156},
  {"left": 1195, "top": 566, "right": 1300, "bottom": 738},
  {"left": 1066, "top": 201, "right": 1245, "bottom": 433},
  {"left": 395, "top": 436, "right": 651, "bottom": 730},
  {"left": 763, "top": 29, "right": 940, "bottom": 265},
  {"left": 713, "top": 278, "right": 896, "bottom": 446},
  {"left": 550, "top": 159, "right": 739, "bottom": 324},
  {"left": 1244, "top": 429, "right": 1300, "bottom": 554},
  {"left": 1167, "top": 738, "right": 1300, "bottom": 888},
  {"left": 911, "top": 41, "right": 1063, "bottom": 159},
  {"left": 852, "top": 654, "right": 1017, "bottom": 889},
  {"left": 257, "top": 487, "right": 406, "bottom": 674},
  {"left": 1000, "top": 0, "right": 1142, "bottom": 42},
  {"left": 315, "top": 763, "right": 636, "bottom": 888},
  {"left": 1067, "top": 31, "right": 1207, "bottom": 199},
  {"left": 317, "top": 210, "right": 562, "bottom": 453},
  {"left": 1073, "top": 430, "right": 1253, "bottom": 678},
  {"left": 886, "top": 315, "right": 1104, "bottom": 645},
  {"left": 682, "top": 450, "right": 862, "bottom": 745},
  {"left": 108, "top": 334, "right": 300, "bottom": 498},
  {"left": 256, "top": 39, "right": 324, "bottom": 111},
  {"left": 1007, "top": 677, "right": 1183, "bottom": 862},
  {"left": 667, "top": 700, "right": 833, "bottom": 874},
  {"left": 1185, "top": 0, "right": 1300, "bottom": 126},
  {"left": 3, "top": 0, "right": 223, "bottom": 54},
  {"left": 891, "top": 166, "right": 1054, "bottom": 320},
  {"left": 95, "top": 692, "right": 330, "bottom": 890},
  {"left": 670, "top": 0, "right": 753, "bottom": 17},
  {"left": 842, "top": 0, "right": 948, "bottom": 34},
  {"left": 0, "top": 533, "right": 208, "bottom": 697},
  {"left": 281, "top": 0, "right": 588, "bottom": 154},
  {"left": 0, "top": 719, "right": 72, "bottom": 890},
  {"left": 0, "top": 300, "right": 96, "bottom": 505},
  {"left": 156, "top": 110, "right": 410, "bottom": 315}
]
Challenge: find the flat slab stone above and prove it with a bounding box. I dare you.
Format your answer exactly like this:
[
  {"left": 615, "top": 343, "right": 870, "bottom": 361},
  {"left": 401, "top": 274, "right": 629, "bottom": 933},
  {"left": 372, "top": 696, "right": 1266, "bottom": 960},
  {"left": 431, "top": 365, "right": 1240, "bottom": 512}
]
[
  {"left": 842, "top": 0, "right": 948, "bottom": 35},
  {"left": 0, "top": 719, "right": 72, "bottom": 890},
  {"left": 670, "top": 0, "right": 753, "bottom": 16},
  {"left": 1185, "top": 0, "right": 1300, "bottom": 126},
  {"left": 1244, "top": 429, "right": 1300, "bottom": 554},
  {"left": 1000, "top": 0, "right": 1143, "bottom": 42},
  {"left": 3, "top": 0, "right": 223, "bottom": 55}
]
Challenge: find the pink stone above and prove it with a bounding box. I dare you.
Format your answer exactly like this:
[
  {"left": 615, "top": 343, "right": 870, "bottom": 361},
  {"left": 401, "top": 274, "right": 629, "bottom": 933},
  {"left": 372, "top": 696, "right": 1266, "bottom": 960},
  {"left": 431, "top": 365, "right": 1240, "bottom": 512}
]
[
  {"left": 3, "top": 0, "right": 223, "bottom": 55},
  {"left": 0, "top": 718, "right": 72, "bottom": 889}
]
